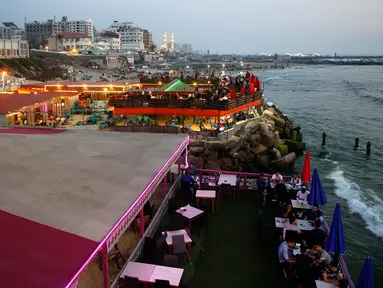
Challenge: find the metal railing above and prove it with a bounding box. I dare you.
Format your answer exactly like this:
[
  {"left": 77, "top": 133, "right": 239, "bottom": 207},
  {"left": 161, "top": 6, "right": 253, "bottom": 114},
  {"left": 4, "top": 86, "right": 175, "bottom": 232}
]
[
  {"left": 111, "top": 176, "right": 182, "bottom": 288},
  {"left": 113, "top": 125, "right": 179, "bottom": 134},
  {"left": 109, "top": 91, "right": 263, "bottom": 111}
]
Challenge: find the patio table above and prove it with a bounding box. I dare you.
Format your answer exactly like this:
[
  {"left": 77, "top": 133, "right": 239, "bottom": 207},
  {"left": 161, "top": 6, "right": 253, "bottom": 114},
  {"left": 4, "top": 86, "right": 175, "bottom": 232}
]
[
  {"left": 176, "top": 205, "right": 204, "bottom": 231},
  {"left": 291, "top": 199, "right": 312, "bottom": 210},
  {"left": 196, "top": 190, "right": 216, "bottom": 215}
]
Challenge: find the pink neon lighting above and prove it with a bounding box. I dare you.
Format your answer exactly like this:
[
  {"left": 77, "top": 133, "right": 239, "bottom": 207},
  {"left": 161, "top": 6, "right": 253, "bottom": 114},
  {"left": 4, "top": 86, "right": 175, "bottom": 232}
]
[
  {"left": 185, "top": 145, "right": 189, "bottom": 168},
  {"left": 65, "top": 135, "right": 189, "bottom": 288}
]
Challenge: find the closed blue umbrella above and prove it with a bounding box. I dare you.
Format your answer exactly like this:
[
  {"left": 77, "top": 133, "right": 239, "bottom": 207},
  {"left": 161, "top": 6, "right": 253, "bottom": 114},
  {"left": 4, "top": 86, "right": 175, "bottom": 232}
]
[
  {"left": 308, "top": 167, "right": 328, "bottom": 206},
  {"left": 357, "top": 257, "right": 374, "bottom": 288},
  {"left": 326, "top": 202, "right": 347, "bottom": 254}
]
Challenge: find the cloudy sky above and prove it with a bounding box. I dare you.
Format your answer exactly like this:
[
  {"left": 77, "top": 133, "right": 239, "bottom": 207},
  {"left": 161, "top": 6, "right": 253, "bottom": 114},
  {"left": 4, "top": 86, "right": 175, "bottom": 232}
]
[{"left": 2, "top": 0, "right": 382, "bottom": 55}]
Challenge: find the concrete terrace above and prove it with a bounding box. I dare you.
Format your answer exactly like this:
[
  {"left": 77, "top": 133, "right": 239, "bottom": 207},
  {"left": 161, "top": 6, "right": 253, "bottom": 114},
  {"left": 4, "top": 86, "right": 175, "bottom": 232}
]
[{"left": 0, "top": 131, "right": 187, "bottom": 242}]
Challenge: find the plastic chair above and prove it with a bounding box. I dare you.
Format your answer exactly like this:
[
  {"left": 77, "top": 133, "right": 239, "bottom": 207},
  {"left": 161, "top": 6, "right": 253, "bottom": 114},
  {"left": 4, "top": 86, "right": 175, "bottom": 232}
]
[
  {"left": 124, "top": 276, "right": 140, "bottom": 288},
  {"left": 172, "top": 235, "right": 192, "bottom": 265}
]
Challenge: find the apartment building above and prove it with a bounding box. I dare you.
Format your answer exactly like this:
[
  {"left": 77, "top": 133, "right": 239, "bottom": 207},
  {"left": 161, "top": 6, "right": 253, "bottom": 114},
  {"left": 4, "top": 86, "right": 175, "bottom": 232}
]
[
  {"left": 48, "top": 32, "right": 92, "bottom": 51},
  {"left": 105, "top": 21, "right": 144, "bottom": 51},
  {"left": 0, "top": 39, "right": 29, "bottom": 58},
  {"left": 0, "top": 22, "right": 25, "bottom": 40},
  {"left": 142, "top": 29, "right": 152, "bottom": 50},
  {"left": 100, "top": 31, "right": 121, "bottom": 50}
]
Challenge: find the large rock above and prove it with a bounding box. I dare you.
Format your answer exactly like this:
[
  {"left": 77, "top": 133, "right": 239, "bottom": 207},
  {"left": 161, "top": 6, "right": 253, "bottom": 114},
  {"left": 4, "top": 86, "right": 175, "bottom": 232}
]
[
  {"left": 188, "top": 147, "right": 205, "bottom": 156},
  {"left": 220, "top": 158, "right": 233, "bottom": 170},
  {"left": 244, "top": 119, "right": 262, "bottom": 137},
  {"left": 204, "top": 141, "right": 226, "bottom": 151},
  {"left": 188, "top": 155, "right": 204, "bottom": 169},
  {"left": 264, "top": 110, "right": 286, "bottom": 128},
  {"left": 224, "top": 135, "right": 241, "bottom": 149},
  {"left": 260, "top": 131, "right": 280, "bottom": 148},
  {"left": 203, "top": 150, "right": 218, "bottom": 162},
  {"left": 229, "top": 137, "right": 245, "bottom": 156},
  {"left": 283, "top": 139, "right": 305, "bottom": 154},
  {"left": 189, "top": 139, "right": 206, "bottom": 147},
  {"left": 272, "top": 152, "right": 296, "bottom": 165},
  {"left": 205, "top": 160, "right": 221, "bottom": 170},
  {"left": 251, "top": 143, "right": 268, "bottom": 156},
  {"left": 249, "top": 133, "right": 261, "bottom": 146},
  {"left": 270, "top": 147, "right": 282, "bottom": 159},
  {"left": 236, "top": 150, "right": 248, "bottom": 162}
]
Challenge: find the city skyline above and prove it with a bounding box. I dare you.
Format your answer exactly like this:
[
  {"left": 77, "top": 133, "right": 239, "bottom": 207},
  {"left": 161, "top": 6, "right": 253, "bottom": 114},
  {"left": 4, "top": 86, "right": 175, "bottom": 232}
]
[{"left": 1, "top": 0, "right": 382, "bottom": 55}]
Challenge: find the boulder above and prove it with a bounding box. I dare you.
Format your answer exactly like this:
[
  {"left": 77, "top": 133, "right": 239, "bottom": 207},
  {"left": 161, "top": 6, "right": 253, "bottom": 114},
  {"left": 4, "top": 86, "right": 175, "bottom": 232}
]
[
  {"left": 272, "top": 152, "right": 296, "bottom": 165},
  {"left": 283, "top": 139, "right": 305, "bottom": 154},
  {"left": 188, "top": 155, "right": 204, "bottom": 169},
  {"left": 189, "top": 139, "right": 206, "bottom": 147},
  {"left": 224, "top": 135, "right": 241, "bottom": 149},
  {"left": 236, "top": 150, "right": 248, "bottom": 162},
  {"left": 204, "top": 140, "right": 226, "bottom": 151},
  {"left": 229, "top": 137, "right": 245, "bottom": 156},
  {"left": 277, "top": 144, "right": 289, "bottom": 156},
  {"left": 251, "top": 143, "right": 268, "bottom": 156},
  {"left": 270, "top": 147, "right": 282, "bottom": 159},
  {"left": 188, "top": 147, "right": 205, "bottom": 156},
  {"left": 204, "top": 150, "right": 219, "bottom": 162},
  {"left": 260, "top": 131, "right": 280, "bottom": 148},
  {"left": 264, "top": 110, "right": 286, "bottom": 128},
  {"left": 249, "top": 133, "right": 261, "bottom": 146},
  {"left": 220, "top": 158, "right": 233, "bottom": 170},
  {"left": 205, "top": 160, "right": 221, "bottom": 170}
]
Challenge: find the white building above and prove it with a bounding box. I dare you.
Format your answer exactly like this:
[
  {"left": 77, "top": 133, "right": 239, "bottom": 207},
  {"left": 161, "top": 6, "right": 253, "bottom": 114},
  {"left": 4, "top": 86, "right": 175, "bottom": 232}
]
[
  {"left": 100, "top": 31, "right": 121, "bottom": 50},
  {"left": 0, "top": 39, "right": 29, "bottom": 58},
  {"left": 105, "top": 21, "right": 144, "bottom": 51},
  {"left": 48, "top": 32, "right": 92, "bottom": 52},
  {"left": 66, "top": 19, "right": 94, "bottom": 39},
  {"left": 93, "top": 41, "right": 111, "bottom": 50}
]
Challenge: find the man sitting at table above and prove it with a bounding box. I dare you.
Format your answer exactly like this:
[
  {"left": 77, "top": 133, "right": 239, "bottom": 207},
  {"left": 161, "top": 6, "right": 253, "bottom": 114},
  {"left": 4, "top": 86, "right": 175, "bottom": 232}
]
[
  {"left": 296, "top": 186, "right": 310, "bottom": 202},
  {"left": 181, "top": 170, "right": 196, "bottom": 184},
  {"left": 271, "top": 171, "right": 284, "bottom": 189},
  {"left": 304, "top": 204, "right": 326, "bottom": 221},
  {"left": 257, "top": 173, "right": 267, "bottom": 192},
  {"left": 306, "top": 219, "right": 327, "bottom": 248},
  {"left": 290, "top": 173, "right": 302, "bottom": 187},
  {"left": 278, "top": 238, "right": 296, "bottom": 279},
  {"left": 323, "top": 261, "right": 345, "bottom": 287},
  {"left": 188, "top": 163, "right": 198, "bottom": 176},
  {"left": 295, "top": 245, "right": 315, "bottom": 287},
  {"left": 312, "top": 244, "right": 332, "bottom": 269}
]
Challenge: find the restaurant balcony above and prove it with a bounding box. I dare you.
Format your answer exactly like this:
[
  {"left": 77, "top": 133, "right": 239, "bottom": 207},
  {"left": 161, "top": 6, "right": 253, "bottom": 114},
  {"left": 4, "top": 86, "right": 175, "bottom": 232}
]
[{"left": 109, "top": 91, "right": 263, "bottom": 117}]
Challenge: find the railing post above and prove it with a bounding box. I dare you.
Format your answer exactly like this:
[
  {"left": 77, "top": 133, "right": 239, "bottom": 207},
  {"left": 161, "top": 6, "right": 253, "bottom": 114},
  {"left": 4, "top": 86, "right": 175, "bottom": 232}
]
[
  {"left": 101, "top": 243, "right": 109, "bottom": 288},
  {"left": 244, "top": 175, "right": 247, "bottom": 186},
  {"left": 163, "top": 175, "right": 167, "bottom": 197},
  {"left": 178, "top": 157, "right": 181, "bottom": 175},
  {"left": 139, "top": 209, "right": 145, "bottom": 238}
]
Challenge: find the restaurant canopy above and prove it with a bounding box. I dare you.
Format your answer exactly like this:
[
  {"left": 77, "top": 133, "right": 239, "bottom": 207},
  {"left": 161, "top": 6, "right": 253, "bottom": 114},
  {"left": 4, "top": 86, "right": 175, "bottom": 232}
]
[
  {"left": 157, "top": 79, "right": 195, "bottom": 93},
  {"left": 0, "top": 130, "right": 188, "bottom": 288}
]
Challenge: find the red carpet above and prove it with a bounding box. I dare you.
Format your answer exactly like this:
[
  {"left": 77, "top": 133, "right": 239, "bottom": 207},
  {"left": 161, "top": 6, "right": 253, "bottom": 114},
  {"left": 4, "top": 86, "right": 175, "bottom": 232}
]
[
  {"left": 0, "top": 128, "right": 66, "bottom": 134},
  {"left": 0, "top": 210, "right": 98, "bottom": 288}
]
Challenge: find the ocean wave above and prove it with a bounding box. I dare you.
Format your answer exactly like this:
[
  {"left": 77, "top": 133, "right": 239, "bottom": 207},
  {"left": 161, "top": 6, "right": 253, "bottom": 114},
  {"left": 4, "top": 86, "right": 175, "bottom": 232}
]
[
  {"left": 263, "top": 76, "right": 282, "bottom": 82},
  {"left": 327, "top": 168, "right": 383, "bottom": 238}
]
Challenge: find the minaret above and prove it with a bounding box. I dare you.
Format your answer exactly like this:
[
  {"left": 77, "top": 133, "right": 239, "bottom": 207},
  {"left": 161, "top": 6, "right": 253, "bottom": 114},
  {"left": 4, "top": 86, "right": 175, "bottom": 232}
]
[
  {"left": 170, "top": 31, "right": 175, "bottom": 52},
  {"left": 161, "top": 31, "right": 168, "bottom": 51}
]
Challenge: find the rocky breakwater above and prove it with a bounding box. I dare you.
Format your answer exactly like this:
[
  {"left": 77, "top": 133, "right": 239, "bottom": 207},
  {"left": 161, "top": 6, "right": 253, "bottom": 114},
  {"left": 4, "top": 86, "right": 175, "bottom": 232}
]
[{"left": 188, "top": 106, "right": 305, "bottom": 172}]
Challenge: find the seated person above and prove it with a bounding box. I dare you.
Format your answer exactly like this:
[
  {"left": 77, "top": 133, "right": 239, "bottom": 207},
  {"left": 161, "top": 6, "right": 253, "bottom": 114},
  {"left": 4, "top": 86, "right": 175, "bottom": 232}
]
[
  {"left": 296, "top": 186, "right": 310, "bottom": 202},
  {"left": 275, "top": 182, "right": 289, "bottom": 205},
  {"left": 304, "top": 204, "right": 326, "bottom": 221},
  {"left": 306, "top": 219, "right": 327, "bottom": 248},
  {"left": 312, "top": 244, "right": 332, "bottom": 269},
  {"left": 278, "top": 238, "right": 296, "bottom": 280},
  {"left": 257, "top": 173, "right": 267, "bottom": 192},
  {"left": 181, "top": 170, "right": 196, "bottom": 184},
  {"left": 271, "top": 171, "right": 284, "bottom": 188},
  {"left": 295, "top": 245, "right": 315, "bottom": 287},
  {"left": 188, "top": 163, "right": 198, "bottom": 176},
  {"left": 290, "top": 173, "right": 302, "bottom": 187},
  {"left": 323, "top": 261, "right": 344, "bottom": 287},
  {"left": 199, "top": 122, "right": 207, "bottom": 131},
  {"left": 282, "top": 203, "right": 296, "bottom": 219}
]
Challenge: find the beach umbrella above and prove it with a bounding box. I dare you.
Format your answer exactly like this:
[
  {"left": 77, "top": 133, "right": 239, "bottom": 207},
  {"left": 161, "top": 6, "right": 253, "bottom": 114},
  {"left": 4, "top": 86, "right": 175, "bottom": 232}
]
[
  {"left": 301, "top": 150, "right": 311, "bottom": 183},
  {"left": 307, "top": 168, "right": 328, "bottom": 206},
  {"left": 230, "top": 86, "right": 236, "bottom": 99},
  {"left": 326, "top": 202, "right": 347, "bottom": 254},
  {"left": 240, "top": 83, "right": 245, "bottom": 95},
  {"left": 357, "top": 257, "right": 374, "bottom": 288},
  {"left": 249, "top": 83, "right": 255, "bottom": 94}
]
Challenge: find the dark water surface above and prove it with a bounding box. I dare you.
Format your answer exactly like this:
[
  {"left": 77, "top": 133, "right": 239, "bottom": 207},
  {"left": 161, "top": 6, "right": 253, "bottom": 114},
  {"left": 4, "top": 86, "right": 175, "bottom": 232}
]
[{"left": 257, "top": 66, "right": 383, "bottom": 286}]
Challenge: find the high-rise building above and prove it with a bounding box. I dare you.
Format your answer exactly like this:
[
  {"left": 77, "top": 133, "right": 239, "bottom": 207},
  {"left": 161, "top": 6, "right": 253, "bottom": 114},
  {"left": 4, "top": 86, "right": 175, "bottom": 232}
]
[
  {"left": 105, "top": 21, "right": 144, "bottom": 51},
  {"left": 25, "top": 17, "right": 94, "bottom": 46},
  {"left": 142, "top": 29, "right": 152, "bottom": 50},
  {"left": 181, "top": 43, "right": 193, "bottom": 54},
  {"left": 161, "top": 31, "right": 168, "bottom": 51}
]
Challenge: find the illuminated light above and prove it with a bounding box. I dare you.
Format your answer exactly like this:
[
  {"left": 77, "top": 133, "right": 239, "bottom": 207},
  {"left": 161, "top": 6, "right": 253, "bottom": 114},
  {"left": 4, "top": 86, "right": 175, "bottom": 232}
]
[
  {"left": 193, "top": 82, "right": 197, "bottom": 86},
  {"left": 158, "top": 81, "right": 162, "bottom": 85},
  {"left": 64, "top": 136, "right": 190, "bottom": 288},
  {"left": 104, "top": 88, "right": 108, "bottom": 92},
  {"left": 208, "top": 81, "right": 211, "bottom": 84},
  {"left": 1, "top": 71, "right": 6, "bottom": 75}
]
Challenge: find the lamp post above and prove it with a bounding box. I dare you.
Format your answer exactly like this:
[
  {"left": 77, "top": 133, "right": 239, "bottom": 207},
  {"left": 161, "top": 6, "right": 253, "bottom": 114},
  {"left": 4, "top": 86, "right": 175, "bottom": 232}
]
[{"left": 1, "top": 71, "right": 6, "bottom": 91}]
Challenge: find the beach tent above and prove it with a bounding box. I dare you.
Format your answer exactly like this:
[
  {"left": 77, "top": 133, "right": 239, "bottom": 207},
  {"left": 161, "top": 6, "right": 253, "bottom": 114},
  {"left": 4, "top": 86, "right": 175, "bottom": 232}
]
[{"left": 157, "top": 79, "right": 195, "bottom": 93}]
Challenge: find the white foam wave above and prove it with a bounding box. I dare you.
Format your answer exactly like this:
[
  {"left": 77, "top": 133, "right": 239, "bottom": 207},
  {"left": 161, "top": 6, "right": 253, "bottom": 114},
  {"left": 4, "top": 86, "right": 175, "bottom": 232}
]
[
  {"left": 263, "top": 76, "right": 282, "bottom": 82},
  {"left": 327, "top": 169, "right": 383, "bottom": 238}
]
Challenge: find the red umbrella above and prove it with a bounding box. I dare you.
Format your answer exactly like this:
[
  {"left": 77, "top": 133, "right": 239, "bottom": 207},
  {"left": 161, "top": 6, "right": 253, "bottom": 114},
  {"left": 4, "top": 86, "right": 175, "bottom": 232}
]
[
  {"left": 249, "top": 83, "right": 255, "bottom": 94},
  {"left": 180, "top": 71, "right": 184, "bottom": 79},
  {"left": 211, "top": 70, "right": 215, "bottom": 78},
  {"left": 250, "top": 74, "right": 255, "bottom": 83},
  {"left": 195, "top": 70, "right": 199, "bottom": 79},
  {"left": 301, "top": 150, "right": 311, "bottom": 183},
  {"left": 230, "top": 86, "right": 236, "bottom": 99},
  {"left": 246, "top": 71, "right": 251, "bottom": 78},
  {"left": 240, "top": 83, "right": 245, "bottom": 94}
]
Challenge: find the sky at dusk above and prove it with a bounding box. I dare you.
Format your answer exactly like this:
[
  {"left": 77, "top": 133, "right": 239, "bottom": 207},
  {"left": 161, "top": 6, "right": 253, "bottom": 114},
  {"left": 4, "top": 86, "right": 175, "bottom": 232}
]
[{"left": 1, "top": 0, "right": 382, "bottom": 55}]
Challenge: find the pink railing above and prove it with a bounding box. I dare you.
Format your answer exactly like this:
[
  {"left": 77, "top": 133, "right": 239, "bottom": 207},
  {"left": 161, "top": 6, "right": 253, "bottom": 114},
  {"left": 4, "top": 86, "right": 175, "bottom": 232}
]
[{"left": 194, "top": 168, "right": 355, "bottom": 287}]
